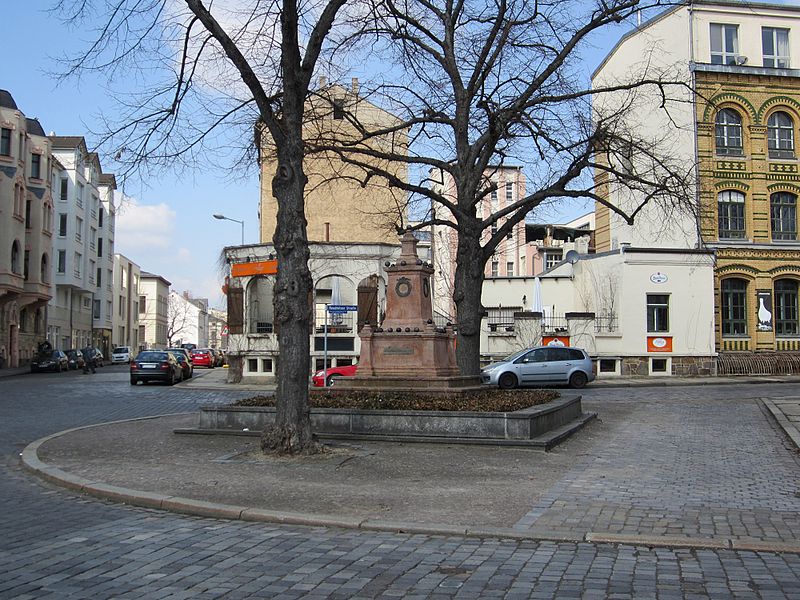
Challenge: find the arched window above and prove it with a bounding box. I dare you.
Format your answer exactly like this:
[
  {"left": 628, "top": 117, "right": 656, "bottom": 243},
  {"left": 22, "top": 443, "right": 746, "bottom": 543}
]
[
  {"left": 247, "top": 277, "right": 274, "bottom": 334},
  {"left": 771, "top": 192, "right": 797, "bottom": 240},
  {"left": 10, "top": 241, "right": 20, "bottom": 275},
  {"left": 721, "top": 278, "right": 747, "bottom": 336},
  {"left": 768, "top": 111, "right": 795, "bottom": 159},
  {"left": 41, "top": 254, "right": 49, "bottom": 284},
  {"left": 717, "top": 190, "right": 746, "bottom": 239},
  {"left": 715, "top": 109, "right": 743, "bottom": 155},
  {"left": 775, "top": 279, "right": 799, "bottom": 336}
]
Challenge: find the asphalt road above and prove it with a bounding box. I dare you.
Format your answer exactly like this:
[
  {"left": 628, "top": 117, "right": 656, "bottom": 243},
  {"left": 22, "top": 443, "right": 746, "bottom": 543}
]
[{"left": 3, "top": 367, "right": 800, "bottom": 599}]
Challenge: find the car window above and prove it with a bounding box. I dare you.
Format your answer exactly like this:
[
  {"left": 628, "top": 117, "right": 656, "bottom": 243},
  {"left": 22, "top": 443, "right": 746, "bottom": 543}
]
[
  {"left": 546, "top": 348, "right": 572, "bottom": 361},
  {"left": 138, "top": 352, "right": 167, "bottom": 361},
  {"left": 568, "top": 348, "right": 585, "bottom": 360}
]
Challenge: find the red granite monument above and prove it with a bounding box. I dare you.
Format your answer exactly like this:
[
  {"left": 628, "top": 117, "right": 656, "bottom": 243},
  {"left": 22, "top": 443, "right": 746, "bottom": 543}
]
[{"left": 344, "top": 231, "right": 481, "bottom": 390}]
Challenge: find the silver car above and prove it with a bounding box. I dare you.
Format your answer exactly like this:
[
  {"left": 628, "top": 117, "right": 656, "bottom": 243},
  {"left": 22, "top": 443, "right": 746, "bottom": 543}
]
[{"left": 481, "top": 346, "right": 595, "bottom": 389}]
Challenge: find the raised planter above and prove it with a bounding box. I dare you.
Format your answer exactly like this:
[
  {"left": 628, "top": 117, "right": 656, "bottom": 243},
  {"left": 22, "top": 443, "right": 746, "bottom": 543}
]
[{"left": 179, "top": 396, "right": 596, "bottom": 449}]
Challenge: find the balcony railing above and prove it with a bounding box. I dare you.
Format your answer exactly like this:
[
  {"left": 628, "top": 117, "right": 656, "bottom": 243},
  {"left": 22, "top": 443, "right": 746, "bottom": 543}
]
[
  {"left": 487, "top": 308, "right": 518, "bottom": 333},
  {"left": 594, "top": 314, "right": 618, "bottom": 333},
  {"left": 314, "top": 311, "right": 355, "bottom": 334}
]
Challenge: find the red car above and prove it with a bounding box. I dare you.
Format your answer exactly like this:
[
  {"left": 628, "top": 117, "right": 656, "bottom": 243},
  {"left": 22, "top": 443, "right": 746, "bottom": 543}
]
[
  {"left": 312, "top": 364, "right": 357, "bottom": 387},
  {"left": 191, "top": 349, "right": 215, "bottom": 368}
]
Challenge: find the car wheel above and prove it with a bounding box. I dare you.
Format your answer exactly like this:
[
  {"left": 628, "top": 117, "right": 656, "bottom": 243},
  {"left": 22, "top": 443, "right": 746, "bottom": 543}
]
[
  {"left": 57, "top": 363, "right": 62, "bottom": 373},
  {"left": 130, "top": 378, "right": 137, "bottom": 385},
  {"left": 498, "top": 372, "right": 517, "bottom": 390},
  {"left": 168, "top": 373, "right": 175, "bottom": 386},
  {"left": 569, "top": 371, "right": 588, "bottom": 389},
  {"left": 326, "top": 375, "right": 340, "bottom": 387}
]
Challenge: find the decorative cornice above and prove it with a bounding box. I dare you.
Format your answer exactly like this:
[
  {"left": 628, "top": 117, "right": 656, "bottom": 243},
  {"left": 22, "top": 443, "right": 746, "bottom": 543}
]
[
  {"left": 713, "top": 180, "right": 750, "bottom": 191},
  {"left": 703, "top": 93, "right": 758, "bottom": 123},
  {"left": 757, "top": 96, "right": 800, "bottom": 122},
  {"left": 766, "top": 182, "right": 800, "bottom": 194}
]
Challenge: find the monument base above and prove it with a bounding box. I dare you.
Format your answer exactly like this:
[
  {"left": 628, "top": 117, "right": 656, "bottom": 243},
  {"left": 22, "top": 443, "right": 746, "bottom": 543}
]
[{"left": 334, "top": 375, "right": 483, "bottom": 393}]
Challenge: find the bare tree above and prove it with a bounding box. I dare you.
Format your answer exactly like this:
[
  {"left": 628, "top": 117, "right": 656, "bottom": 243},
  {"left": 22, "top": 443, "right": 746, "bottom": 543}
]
[
  {"left": 167, "top": 294, "right": 193, "bottom": 347},
  {"left": 56, "top": 0, "right": 357, "bottom": 453},
  {"left": 315, "top": 0, "right": 694, "bottom": 376}
]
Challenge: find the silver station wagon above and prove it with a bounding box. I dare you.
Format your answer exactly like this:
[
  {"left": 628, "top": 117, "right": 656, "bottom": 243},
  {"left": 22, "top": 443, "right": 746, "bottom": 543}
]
[{"left": 481, "top": 346, "right": 595, "bottom": 389}]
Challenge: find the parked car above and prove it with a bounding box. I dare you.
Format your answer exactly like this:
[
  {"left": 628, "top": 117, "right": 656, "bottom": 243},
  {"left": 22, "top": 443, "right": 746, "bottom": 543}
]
[
  {"left": 172, "top": 352, "right": 193, "bottom": 380},
  {"left": 65, "top": 349, "right": 85, "bottom": 371},
  {"left": 111, "top": 346, "right": 132, "bottom": 364},
  {"left": 85, "top": 347, "right": 105, "bottom": 367},
  {"left": 181, "top": 343, "right": 197, "bottom": 352},
  {"left": 481, "top": 346, "right": 595, "bottom": 389},
  {"left": 130, "top": 351, "right": 183, "bottom": 385},
  {"left": 190, "top": 349, "right": 215, "bottom": 369},
  {"left": 167, "top": 347, "right": 193, "bottom": 367},
  {"left": 30, "top": 350, "right": 69, "bottom": 373},
  {"left": 312, "top": 363, "right": 358, "bottom": 387}
]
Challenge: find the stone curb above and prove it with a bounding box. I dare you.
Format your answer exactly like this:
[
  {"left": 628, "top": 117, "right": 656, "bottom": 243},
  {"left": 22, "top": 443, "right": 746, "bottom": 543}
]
[
  {"left": 19, "top": 417, "right": 800, "bottom": 555},
  {"left": 762, "top": 398, "right": 800, "bottom": 451}
]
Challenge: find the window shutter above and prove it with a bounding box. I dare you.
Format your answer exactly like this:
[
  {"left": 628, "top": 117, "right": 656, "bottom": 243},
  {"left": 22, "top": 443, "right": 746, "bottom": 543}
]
[{"left": 228, "top": 287, "right": 244, "bottom": 334}]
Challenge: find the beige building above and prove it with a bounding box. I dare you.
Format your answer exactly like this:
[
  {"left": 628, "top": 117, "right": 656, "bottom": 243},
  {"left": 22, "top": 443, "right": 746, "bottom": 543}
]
[
  {"left": 112, "top": 254, "right": 141, "bottom": 350},
  {"left": 138, "top": 271, "right": 170, "bottom": 349},
  {"left": 594, "top": 0, "right": 800, "bottom": 371},
  {"left": 0, "top": 90, "right": 54, "bottom": 367},
  {"left": 258, "top": 79, "right": 408, "bottom": 245}
]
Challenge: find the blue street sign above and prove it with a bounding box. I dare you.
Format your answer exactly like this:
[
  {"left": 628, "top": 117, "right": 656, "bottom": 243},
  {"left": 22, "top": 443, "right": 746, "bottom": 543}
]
[{"left": 327, "top": 304, "right": 358, "bottom": 314}]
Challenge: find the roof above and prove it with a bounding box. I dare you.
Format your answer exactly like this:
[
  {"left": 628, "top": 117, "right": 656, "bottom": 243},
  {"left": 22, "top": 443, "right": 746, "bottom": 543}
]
[
  {"left": 140, "top": 271, "right": 172, "bottom": 286},
  {"left": 0, "top": 90, "right": 18, "bottom": 110},
  {"left": 25, "top": 118, "right": 46, "bottom": 137},
  {"left": 49, "top": 136, "right": 87, "bottom": 151},
  {"left": 99, "top": 173, "right": 117, "bottom": 188}
]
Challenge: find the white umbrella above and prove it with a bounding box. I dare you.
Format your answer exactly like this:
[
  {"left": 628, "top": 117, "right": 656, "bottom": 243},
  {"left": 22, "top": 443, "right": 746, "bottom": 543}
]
[{"left": 531, "top": 277, "right": 543, "bottom": 313}]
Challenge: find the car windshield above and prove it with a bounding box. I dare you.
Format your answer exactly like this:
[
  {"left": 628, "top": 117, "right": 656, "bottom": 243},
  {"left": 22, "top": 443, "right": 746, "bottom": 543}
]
[
  {"left": 113, "top": 347, "right": 129, "bottom": 353},
  {"left": 137, "top": 352, "right": 167, "bottom": 362},
  {"left": 51, "top": 351, "right": 60, "bottom": 358},
  {"left": 500, "top": 349, "right": 529, "bottom": 362}
]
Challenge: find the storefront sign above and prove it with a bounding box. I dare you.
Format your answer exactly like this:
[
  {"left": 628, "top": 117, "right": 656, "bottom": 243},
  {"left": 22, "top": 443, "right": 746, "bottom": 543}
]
[
  {"left": 647, "top": 336, "right": 672, "bottom": 352},
  {"left": 757, "top": 290, "right": 773, "bottom": 331},
  {"left": 231, "top": 260, "right": 278, "bottom": 277},
  {"left": 543, "top": 336, "right": 570, "bottom": 347},
  {"left": 650, "top": 272, "right": 668, "bottom": 284}
]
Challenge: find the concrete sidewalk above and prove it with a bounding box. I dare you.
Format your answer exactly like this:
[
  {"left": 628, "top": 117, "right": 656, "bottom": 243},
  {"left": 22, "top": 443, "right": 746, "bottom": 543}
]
[{"left": 763, "top": 396, "right": 800, "bottom": 451}]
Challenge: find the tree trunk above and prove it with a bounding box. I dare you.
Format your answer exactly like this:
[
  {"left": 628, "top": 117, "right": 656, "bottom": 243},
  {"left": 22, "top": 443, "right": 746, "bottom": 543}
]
[
  {"left": 260, "top": 134, "right": 321, "bottom": 455},
  {"left": 453, "top": 223, "right": 486, "bottom": 376}
]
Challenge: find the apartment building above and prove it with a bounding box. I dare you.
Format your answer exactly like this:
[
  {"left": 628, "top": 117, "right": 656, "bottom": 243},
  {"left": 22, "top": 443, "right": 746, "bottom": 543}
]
[
  {"left": 167, "top": 291, "right": 209, "bottom": 347},
  {"left": 138, "top": 271, "right": 170, "bottom": 349},
  {"left": 208, "top": 307, "right": 227, "bottom": 350},
  {"left": 112, "top": 253, "right": 141, "bottom": 350},
  {"left": 48, "top": 137, "right": 115, "bottom": 354},
  {"left": 593, "top": 0, "right": 800, "bottom": 371},
  {"left": 0, "top": 90, "right": 54, "bottom": 367}
]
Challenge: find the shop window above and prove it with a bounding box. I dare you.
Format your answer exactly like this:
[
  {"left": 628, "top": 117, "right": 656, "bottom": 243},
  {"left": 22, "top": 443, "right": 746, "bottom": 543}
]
[
  {"left": 721, "top": 278, "right": 747, "bottom": 336},
  {"left": 775, "top": 279, "right": 799, "bottom": 336}
]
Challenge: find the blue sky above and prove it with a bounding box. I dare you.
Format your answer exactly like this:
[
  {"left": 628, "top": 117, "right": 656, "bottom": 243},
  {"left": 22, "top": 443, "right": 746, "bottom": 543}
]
[{"left": 4, "top": 1, "right": 789, "bottom": 308}]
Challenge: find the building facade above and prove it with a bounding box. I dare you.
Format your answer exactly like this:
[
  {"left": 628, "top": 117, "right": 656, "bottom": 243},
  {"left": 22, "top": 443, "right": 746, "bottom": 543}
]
[
  {"left": 258, "top": 79, "right": 408, "bottom": 246},
  {"left": 594, "top": 0, "right": 800, "bottom": 369},
  {"left": 112, "top": 253, "right": 141, "bottom": 350},
  {"left": 0, "top": 90, "right": 54, "bottom": 367},
  {"left": 139, "top": 272, "right": 170, "bottom": 349},
  {"left": 167, "top": 291, "right": 209, "bottom": 348},
  {"left": 208, "top": 307, "right": 227, "bottom": 350}
]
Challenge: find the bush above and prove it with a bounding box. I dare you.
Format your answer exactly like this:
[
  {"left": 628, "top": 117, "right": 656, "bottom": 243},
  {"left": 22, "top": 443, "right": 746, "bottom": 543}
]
[{"left": 233, "top": 388, "right": 560, "bottom": 412}]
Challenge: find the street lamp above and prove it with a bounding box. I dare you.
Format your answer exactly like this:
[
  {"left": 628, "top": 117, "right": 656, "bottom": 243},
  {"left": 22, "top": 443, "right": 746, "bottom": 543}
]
[{"left": 213, "top": 213, "right": 245, "bottom": 245}]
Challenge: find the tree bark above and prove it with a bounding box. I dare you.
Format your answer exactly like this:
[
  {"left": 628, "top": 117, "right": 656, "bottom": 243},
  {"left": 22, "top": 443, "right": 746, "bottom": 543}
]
[{"left": 453, "top": 219, "right": 486, "bottom": 376}]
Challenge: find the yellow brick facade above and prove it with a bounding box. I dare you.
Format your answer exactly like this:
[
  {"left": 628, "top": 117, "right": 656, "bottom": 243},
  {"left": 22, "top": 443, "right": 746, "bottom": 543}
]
[
  {"left": 696, "top": 69, "right": 800, "bottom": 352},
  {"left": 259, "top": 83, "right": 408, "bottom": 245}
]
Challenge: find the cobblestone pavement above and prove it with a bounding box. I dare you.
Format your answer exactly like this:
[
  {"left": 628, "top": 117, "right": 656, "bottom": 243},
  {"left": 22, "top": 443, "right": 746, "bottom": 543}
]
[{"left": 3, "top": 369, "right": 800, "bottom": 598}]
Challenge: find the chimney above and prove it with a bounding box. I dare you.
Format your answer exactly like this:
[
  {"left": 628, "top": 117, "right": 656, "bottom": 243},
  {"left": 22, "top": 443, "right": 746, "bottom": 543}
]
[
  {"left": 183, "top": 290, "right": 190, "bottom": 300},
  {"left": 351, "top": 77, "right": 359, "bottom": 95},
  {"left": 319, "top": 76, "right": 328, "bottom": 89}
]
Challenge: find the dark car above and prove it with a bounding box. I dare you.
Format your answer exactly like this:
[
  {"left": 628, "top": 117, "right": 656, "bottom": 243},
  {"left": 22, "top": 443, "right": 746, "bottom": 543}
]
[
  {"left": 30, "top": 350, "right": 69, "bottom": 373},
  {"left": 172, "top": 352, "right": 193, "bottom": 380},
  {"left": 65, "top": 349, "right": 85, "bottom": 370},
  {"left": 130, "top": 351, "right": 183, "bottom": 386}
]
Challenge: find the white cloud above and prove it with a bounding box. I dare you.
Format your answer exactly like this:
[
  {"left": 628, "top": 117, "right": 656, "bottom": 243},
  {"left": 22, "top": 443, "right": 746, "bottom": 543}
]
[{"left": 116, "top": 197, "right": 176, "bottom": 249}]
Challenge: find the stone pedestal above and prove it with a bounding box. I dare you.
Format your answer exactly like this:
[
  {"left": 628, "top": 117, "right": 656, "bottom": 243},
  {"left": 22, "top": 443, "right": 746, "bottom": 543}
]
[{"left": 342, "top": 231, "right": 481, "bottom": 391}]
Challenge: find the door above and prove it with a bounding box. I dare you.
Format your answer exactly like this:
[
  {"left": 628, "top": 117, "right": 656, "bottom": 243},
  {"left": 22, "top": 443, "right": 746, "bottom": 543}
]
[
  {"left": 514, "top": 348, "right": 549, "bottom": 384},
  {"left": 543, "top": 347, "right": 573, "bottom": 383}
]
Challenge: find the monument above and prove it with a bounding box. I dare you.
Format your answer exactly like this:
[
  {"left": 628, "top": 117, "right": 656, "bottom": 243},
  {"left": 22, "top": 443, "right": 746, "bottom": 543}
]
[{"left": 342, "top": 231, "right": 482, "bottom": 391}]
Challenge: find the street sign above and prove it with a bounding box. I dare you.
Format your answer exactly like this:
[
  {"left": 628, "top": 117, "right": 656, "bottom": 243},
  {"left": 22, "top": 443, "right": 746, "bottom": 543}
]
[{"left": 327, "top": 304, "right": 358, "bottom": 314}]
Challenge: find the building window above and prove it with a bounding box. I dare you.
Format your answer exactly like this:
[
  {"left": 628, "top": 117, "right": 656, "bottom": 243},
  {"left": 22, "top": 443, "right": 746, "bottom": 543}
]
[
  {"left": 75, "top": 216, "right": 83, "bottom": 242},
  {"left": 25, "top": 199, "right": 31, "bottom": 229},
  {"left": 97, "top": 237, "right": 103, "bottom": 257},
  {"left": 261, "top": 358, "right": 273, "bottom": 372},
  {"left": 775, "top": 279, "right": 799, "bottom": 336},
  {"left": 248, "top": 358, "right": 259, "bottom": 372},
  {"left": 41, "top": 254, "right": 49, "bottom": 283},
  {"left": 97, "top": 267, "right": 102, "bottom": 286},
  {"left": 333, "top": 98, "right": 345, "bottom": 120},
  {"left": 93, "top": 299, "right": 101, "bottom": 320},
  {"left": 710, "top": 23, "right": 739, "bottom": 65},
  {"left": 0, "top": 128, "right": 10, "bottom": 156},
  {"left": 31, "top": 153, "right": 41, "bottom": 179},
  {"left": 60, "top": 178, "right": 68, "bottom": 201},
  {"left": 58, "top": 213, "right": 67, "bottom": 237},
  {"left": 767, "top": 111, "right": 795, "bottom": 159},
  {"left": 599, "top": 359, "right": 617, "bottom": 373},
  {"left": 715, "top": 109, "right": 743, "bottom": 155},
  {"left": 721, "top": 278, "right": 747, "bottom": 336},
  {"left": 717, "top": 190, "right": 745, "bottom": 239},
  {"left": 248, "top": 277, "right": 275, "bottom": 334},
  {"left": 491, "top": 261, "right": 499, "bottom": 277},
  {"left": 506, "top": 261, "right": 514, "bottom": 277},
  {"left": 771, "top": 192, "right": 797, "bottom": 241},
  {"left": 763, "top": 27, "right": 790, "bottom": 68},
  {"left": 99, "top": 207, "right": 104, "bottom": 227},
  {"left": 10, "top": 241, "right": 20, "bottom": 275},
  {"left": 646, "top": 294, "right": 669, "bottom": 333},
  {"left": 57, "top": 250, "right": 66, "bottom": 274},
  {"left": 545, "top": 250, "right": 562, "bottom": 270},
  {"left": 74, "top": 252, "right": 82, "bottom": 278},
  {"left": 23, "top": 250, "right": 29, "bottom": 280},
  {"left": 650, "top": 358, "right": 668, "bottom": 373},
  {"left": 505, "top": 182, "right": 513, "bottom": 202},
  {"left": 139, "top": 296, "right": 147, "bottom": 313},
  {"left": 491, "top": 222, "right": 498, "bottom": 235}
]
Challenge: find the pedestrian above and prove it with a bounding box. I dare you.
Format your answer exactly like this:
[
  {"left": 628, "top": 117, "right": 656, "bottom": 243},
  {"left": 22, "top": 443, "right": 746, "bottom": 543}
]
[
  {"left": 0, "top": 345, "right": 5, "bottom": 370},
  {"left": 82, "top": 347, "right": 96, "bottom": 374}
]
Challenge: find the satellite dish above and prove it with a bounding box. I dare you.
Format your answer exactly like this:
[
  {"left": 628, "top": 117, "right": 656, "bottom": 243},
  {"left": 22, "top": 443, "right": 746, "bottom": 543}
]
[{"left": 565, "top": 250, "right": 580, "bottom": 265}]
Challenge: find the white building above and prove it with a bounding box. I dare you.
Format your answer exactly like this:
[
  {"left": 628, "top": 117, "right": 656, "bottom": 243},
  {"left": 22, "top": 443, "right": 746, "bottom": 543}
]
[
  {"left": 112, "top": 254, "right": 141, "bottom": 350},
  {"left": 480, "top": 246, "right": 716, "bottom": 377},
  {"left": 208, "top": 307, "right": 227, "bottom": 350},
  {"left": 48, "top": 136, "right": 116, "bottom": 355},
  {"left": 139, "top": 271, "right": 170, "bottom": 349},
  {"left": 0, "top": 90, "right": 54, "bottom": 367},
  {"left": 167, "top": 291, "right": 209, "bottom": 348},
  {"left": 224, "top": 241, "right": 398, "bottom": 383}
]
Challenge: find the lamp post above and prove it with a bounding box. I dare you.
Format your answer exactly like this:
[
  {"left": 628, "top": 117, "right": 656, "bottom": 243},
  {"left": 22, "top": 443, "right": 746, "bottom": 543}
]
[{"left": 213, "top": 214, "right": 245, "bottom": 245}]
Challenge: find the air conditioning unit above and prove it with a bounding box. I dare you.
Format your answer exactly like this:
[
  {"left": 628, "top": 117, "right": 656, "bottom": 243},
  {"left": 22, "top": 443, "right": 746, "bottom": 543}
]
[{"left": 734, "top": 55, "right": 748, "bottom": 65}]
